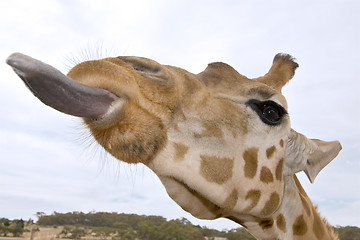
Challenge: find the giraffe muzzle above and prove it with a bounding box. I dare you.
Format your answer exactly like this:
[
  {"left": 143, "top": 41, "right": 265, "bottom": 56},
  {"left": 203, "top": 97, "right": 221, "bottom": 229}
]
[{"left": 6, "top": 52, "right": 120, "bottom": 119}]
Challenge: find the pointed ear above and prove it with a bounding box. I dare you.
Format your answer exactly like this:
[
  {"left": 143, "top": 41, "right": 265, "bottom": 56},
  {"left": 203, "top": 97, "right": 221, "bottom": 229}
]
[
  {"left": 255, "top": 53, "right": 299, "bottom": 91},
  {"left": 284, "top": 129, "right": 342, "bottom": 183},
  {"left": 304, "top": 139, "right": 342, "bottom": 183}
]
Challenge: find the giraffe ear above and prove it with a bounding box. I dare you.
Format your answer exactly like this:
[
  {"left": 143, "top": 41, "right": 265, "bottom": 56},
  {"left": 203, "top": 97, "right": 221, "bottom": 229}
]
[
  {"left": 304, "top": 139, "right": 342, "bottom": 183},
  {"left": 255, "top": 53, "right": 299, "bottom": 91},
  {"left": 284, "top": 129, "right": 342, "bottom": 183}
]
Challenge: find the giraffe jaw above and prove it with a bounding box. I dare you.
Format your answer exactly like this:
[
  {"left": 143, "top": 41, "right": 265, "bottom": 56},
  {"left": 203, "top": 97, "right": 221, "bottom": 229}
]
[{"left": 6, "top": 52, "right": 121, "bottom": 119}]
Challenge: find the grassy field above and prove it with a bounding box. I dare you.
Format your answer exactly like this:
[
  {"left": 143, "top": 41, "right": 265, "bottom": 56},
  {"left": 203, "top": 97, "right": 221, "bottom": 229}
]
[
  {"left": 23, "top": 226, "right": 65, "bottom": 240},
  {"left": 18, "top": 226, "right": 228, "bottom": 240}
]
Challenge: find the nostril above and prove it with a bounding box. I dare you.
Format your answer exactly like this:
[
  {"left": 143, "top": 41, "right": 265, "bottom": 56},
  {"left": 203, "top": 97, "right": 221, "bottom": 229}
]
[
  {"left": 117, "top": 56, "right": 171, "bottom": 85},
  {"left": 116, "top": 56, "right": 163, "bottom": 74},
  {"left": 132, "top": 64, "right": 162, "bottom": 74}
]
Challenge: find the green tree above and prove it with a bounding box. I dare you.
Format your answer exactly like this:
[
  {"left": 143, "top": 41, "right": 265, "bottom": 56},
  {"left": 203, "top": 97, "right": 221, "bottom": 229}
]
[
  {"left": 335, "top": 226, "right": 360, "bottom": 240},
  {"left": 0, "top": 218, "right": 10, "bottom": 237},
  {"left": 35, "top": 212, "right": 45, "bottom": 219},
  {"left": 117, "top": 226, "right": 136, "bottom": 240},
  {"left": 200, "top": 227, "right": 226, "bottom": 239},
  {"left": 226, "top": 227, "right": 255, "bottom": 240},
  {"left": 92, "top": 226, "right": 116, "bottom": 239},
  {"left": 3, "top": 220, "right": 10, "bottom": 227},
  {"left": 137, "top": 221, "right": 159, "bottom": 240},
  {"left": 58, "top": 226, "right": 72, "bottom": 238},
  {"left": 69, "top": 227, "right": 86, "bottom": 240},
  {"left": 11, "top": 219, "right": 25, "bottom": 237},
  {"left": 158, "top": 219, "right": 204, "bottom": 240}
]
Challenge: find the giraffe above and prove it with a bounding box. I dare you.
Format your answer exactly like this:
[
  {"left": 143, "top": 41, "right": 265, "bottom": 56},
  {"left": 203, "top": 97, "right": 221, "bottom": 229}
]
[{"left": 6, "top": 52, "right": 342, "bottom": 240}]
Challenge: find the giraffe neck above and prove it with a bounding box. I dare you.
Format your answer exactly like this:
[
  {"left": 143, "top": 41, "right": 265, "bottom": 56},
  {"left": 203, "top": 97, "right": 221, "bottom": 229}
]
[{"left": 228, "top": 175, "right": 338, "bottom": 240}]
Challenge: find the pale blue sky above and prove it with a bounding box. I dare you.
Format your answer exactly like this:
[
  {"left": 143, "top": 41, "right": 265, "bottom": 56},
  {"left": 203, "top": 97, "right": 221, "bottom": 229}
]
[{"left": 1, "top": 0, "right": 359, "bottom": 230}]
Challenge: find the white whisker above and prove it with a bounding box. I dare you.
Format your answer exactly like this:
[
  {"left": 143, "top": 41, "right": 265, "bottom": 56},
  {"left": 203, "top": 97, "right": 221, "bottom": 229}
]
[{"left": 61, "top": 41, "right": 121, "bottom": 72}]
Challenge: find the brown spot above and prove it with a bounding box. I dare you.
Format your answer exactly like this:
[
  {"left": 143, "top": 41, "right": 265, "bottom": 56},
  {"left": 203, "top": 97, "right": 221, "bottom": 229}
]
[
  {"left": 293, "top": 215, "right": 307, "bottom": 235},
  {"left": 173, "top": 142, "right": 189, "bottom": 162},
  {"left": 266, "top": 146, "right": 276, "bottom": 159},
  {"left": 313, "top": 210, "right": 325, "bottom": 238},
  {"left": 260, "top": 192, "right": 280, "bottom": 216},
  {"left": 276, "top": 214, "right": 286, "bottom": 232},
  {"left": 200, "top": 155, "right": 234, "bottom": 184},
  {"left": 244, "top": 190, "right": 261, "bottom": 212},
  {"left": 243, "top": 147, "right": 258, "bottom": 178},
  {"left": 299, "top": 194, "right": 311, "bottom": 216},
  {"left": 195, "top": 121, "right": 224, "bottom": 139},
  {"left": 223, "top": 189, "right": 238, "bottom": 210},
  {"left": 260, "top": 167, "right": 274, "bottom": 183},
  {"left": 275, "top": 158, "right": 284, "bottom": 181},
  {"left": 258, "top": 219, "right": 274, "bottom": 229},
  {"left": 279, "top": 139, "right": 284, "bottom": 148}
]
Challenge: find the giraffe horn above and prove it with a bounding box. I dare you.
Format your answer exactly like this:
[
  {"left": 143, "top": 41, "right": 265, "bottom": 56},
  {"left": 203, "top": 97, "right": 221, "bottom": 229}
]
[{"left": 6, "top": 52, "right": 119, "bottom": 119}]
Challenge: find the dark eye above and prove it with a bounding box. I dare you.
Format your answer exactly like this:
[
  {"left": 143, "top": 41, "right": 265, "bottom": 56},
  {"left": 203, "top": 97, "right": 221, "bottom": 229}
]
[
  {"left": 262, "top": 104, "right": 280, "bottom": 122},
  {"left": 247, "top": 99, "right": 287, "bottom": 126}
]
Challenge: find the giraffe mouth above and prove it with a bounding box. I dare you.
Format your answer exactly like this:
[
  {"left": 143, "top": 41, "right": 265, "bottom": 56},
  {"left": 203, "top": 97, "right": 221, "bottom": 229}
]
[{"left": 6, "top": 53, "right": 120, "bottom": 119}]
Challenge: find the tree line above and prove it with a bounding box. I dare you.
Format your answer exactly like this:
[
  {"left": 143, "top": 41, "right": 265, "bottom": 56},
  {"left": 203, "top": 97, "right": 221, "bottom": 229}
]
[
  {"left": 0, "top": 217, "right": 28, "bottom": 237},
  {"left": 36, "top": 211, "right": 254, "bottom": 240},
  {"left": 1, "top": 212, "right": 360, "bottom": 240}
]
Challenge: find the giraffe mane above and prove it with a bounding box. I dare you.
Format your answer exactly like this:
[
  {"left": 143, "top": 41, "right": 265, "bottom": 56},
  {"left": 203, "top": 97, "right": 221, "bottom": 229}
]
[{"left": 313, "top": 205, "right": 339, "bottom": 240}]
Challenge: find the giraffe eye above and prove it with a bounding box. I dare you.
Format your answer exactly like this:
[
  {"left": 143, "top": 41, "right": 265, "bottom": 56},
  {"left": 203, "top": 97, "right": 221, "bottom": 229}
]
[{"left": 247, "top": 99, "right": 287, "bottom": 126}]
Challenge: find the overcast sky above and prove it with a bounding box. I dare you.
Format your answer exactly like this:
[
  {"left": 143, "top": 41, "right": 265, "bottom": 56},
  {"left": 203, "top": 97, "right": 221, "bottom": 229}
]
[{"left": 0, "top": 0, "right": 359, "bottom": 230}]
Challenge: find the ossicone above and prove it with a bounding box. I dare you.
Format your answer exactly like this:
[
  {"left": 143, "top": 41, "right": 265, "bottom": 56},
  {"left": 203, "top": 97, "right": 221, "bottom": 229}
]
[{"left": 255, "top": 53, "right": 299, "bottom": 91}]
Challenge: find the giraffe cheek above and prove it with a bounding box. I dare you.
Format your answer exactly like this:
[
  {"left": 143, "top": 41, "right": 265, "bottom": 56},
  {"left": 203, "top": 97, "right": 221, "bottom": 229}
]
[{"left": 87, "top": 102, "right": 167, "bottom": 164}]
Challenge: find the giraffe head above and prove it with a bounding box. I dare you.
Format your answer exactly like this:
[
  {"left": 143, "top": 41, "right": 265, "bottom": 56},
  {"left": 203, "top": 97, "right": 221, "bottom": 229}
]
[{"left": 7, "top": 53, "right": 341, "bottom": 223}]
